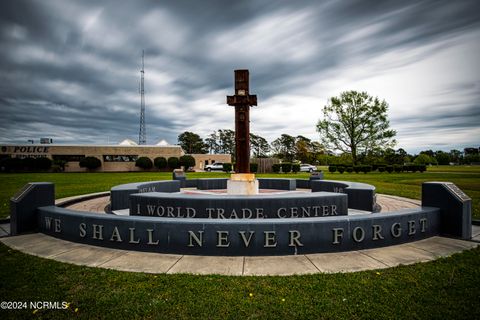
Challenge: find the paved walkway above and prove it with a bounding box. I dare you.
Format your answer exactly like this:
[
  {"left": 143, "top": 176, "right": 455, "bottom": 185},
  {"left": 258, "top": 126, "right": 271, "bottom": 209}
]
[
  {"left": 1, "top": 192, "right": 478, "bottom": 275},
  {"left": 1, "top": 232, "right": 478, "bottom": 275}
]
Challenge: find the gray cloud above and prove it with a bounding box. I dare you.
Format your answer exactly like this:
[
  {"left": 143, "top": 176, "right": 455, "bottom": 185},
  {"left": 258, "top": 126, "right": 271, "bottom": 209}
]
[{"left": 0, "top": 0, "right": 479, "bottom": 152}]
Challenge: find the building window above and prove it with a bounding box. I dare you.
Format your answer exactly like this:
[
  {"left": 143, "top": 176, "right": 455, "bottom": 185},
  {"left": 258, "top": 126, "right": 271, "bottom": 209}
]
[
  {"left": 52, "top": 155, "right": 85, "bottom": 162},
  {"left": 103, "top": 155, "right": 138, "bottom": 162}
]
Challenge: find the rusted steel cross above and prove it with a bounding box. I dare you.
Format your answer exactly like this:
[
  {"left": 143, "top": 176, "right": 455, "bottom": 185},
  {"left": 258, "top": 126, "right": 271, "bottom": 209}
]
[{"left": 226, "top": 70, "right": 257, "bottom": 173}]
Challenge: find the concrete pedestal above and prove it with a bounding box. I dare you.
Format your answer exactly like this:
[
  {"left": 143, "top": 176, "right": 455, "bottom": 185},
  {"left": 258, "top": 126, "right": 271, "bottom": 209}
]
[{"left": 227, "top": 173, "right": 259, "bottom": 195}]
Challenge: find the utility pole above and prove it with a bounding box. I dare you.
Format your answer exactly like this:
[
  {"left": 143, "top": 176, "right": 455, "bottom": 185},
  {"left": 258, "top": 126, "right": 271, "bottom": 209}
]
[{"left": 138, "top": 50, "right": 146, "bottom": 145}]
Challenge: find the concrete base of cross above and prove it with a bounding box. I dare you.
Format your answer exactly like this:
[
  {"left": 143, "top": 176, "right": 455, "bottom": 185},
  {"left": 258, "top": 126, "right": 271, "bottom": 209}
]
[{"left": 227, "top": 173, "right": 259, "bottom": 195}]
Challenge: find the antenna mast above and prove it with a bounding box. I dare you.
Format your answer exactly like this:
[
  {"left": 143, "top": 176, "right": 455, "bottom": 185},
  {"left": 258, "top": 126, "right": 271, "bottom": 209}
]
[{"left": 138, "top": 50, "right": 147, "bottom": 145}]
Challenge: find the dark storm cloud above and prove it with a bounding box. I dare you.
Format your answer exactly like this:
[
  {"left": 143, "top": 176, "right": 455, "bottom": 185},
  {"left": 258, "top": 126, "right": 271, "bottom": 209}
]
[{"left": 0, "top": 0, "right": 479, "bottom": 151}]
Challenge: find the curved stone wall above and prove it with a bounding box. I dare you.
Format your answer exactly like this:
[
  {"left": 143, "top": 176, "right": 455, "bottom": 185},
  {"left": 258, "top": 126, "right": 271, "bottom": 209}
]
[
  {"left": 130, "top": 192, "right": 348, "bottom": 219},
  {"left": 37, "top": 206, "right": 440, "bottom": 256}
]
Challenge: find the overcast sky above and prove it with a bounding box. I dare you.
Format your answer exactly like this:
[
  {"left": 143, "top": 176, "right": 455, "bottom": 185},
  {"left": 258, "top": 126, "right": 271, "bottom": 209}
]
[{"left": 0, "top": 0, "right": 479, "bottom": 153}]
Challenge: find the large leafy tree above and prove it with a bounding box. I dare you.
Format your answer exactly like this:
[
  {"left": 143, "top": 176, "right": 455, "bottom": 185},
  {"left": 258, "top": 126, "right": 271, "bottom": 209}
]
[
  {"left": 250, "top": 133, "right": 270, "bottom": 157},
  {"left": 271, "top": 134, "right": 296, "bottom": 162},
  {"left": 177, "top": 131, "right": 208, "bottom": 154},
  {"left": 316, "top": 91, "right": 396, "bottom": 164}
]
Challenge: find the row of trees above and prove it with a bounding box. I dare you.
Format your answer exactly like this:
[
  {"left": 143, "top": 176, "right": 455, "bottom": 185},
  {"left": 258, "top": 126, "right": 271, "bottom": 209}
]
[{"left": 178, "top": 91, "right": 477, "bottom": 167}]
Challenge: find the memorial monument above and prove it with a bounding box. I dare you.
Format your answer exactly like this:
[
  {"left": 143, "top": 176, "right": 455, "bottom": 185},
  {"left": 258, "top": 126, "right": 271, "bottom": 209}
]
[
  {"left": 8, "top": 69, "right": 473, "bottom": 256},
  {"left": 226, "top": 69, "right": 259, "bottom": 195}
]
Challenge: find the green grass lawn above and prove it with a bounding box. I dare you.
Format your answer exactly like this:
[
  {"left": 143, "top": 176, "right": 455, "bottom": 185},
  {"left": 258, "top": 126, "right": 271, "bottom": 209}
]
[{"left": 0, "top": 166, "right": 479, "bottom": 318}]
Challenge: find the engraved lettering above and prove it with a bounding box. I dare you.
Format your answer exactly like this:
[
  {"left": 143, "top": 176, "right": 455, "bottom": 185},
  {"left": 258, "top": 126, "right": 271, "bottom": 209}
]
[
  {"left": 79, "top": 223, "right": 86, "bottom": 238},
  {"left": 147, "top": 205, "right": 156, "bottom": 216},
  {"left": 242, "top": 208, "right": 252, "bottom": 219},
  {"left": 92, "top": 224, "right": 104, "bottom": 240},
  {"left": 45, "top": 217, "right": 53, "bottom": 230},
  {"left": 110, "top": 226, "right": 122, "bottom": 242},
  {"left": 264, "top": 231, "right": 277, "bottom": 247},
  {"left": 301, "top": 207, "right": 311, "bottom": 217},
  {"left": 408, "top": 220, "right": 416, "bottom": 235},
  {"left": 129, "top": 228, "right": 140, "bottom": 244},
  {"left": 54, "top": 219, "right": 61, "bottom": 233},
  {"left": 188, "top": 231, "right": 204, "bottom": 247},
  {"left": 206, "top": 208, "right": 215, "bottom": 219},
  {"left": 419, "top": 218, "right": 427, "bottom": 233},
  {"left": 391, "top": 223, "right": 402, "bottom": 238},
  {"left": 216, "top": 231, "right": 230, "bottom": 247},
  {"left": 146, "top": 229, "right": 159, "bottom": 245},
  {"left": 239, "top": 231, "right": 254, "bottom": 247},
  {"left": 332, "top": 228, "right": 343, "bottom": 244},
  {"left": 277, "top": 208, "right": 286, "bottom": 218},
  {"left": 352, "top": 227, "right": 365, "bottom": 242},
  {"left": 372, "top": 224, "right": 384, "bottom": 240},
  {"left": 290, "top": 207, "right": 298, "bottom": 218},
  {"left": 230, "top": 209, "right": 239, "bottom": 219},
  {"left": 255, "top": 208, "right": 264, "bottom": 219},
  {"left": 289, "top": 230, "right": 304, "bottom": 247},
  {"left": 186, "top": 207, "right": 196, "bottom": 218}
]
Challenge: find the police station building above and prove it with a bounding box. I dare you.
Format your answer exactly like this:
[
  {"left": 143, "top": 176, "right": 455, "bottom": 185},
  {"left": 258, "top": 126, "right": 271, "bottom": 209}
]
[{"left": 0, "top": 139, "right": 230, "bottom": 172}]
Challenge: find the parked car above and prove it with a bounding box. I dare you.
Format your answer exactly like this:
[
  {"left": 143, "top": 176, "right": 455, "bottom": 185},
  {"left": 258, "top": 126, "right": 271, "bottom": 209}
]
[
  {"left": 300, "top": 163, "right": 317, "bottom": 172},
  {"left": 205, "top": 162, "right": 224, "bottom": 171}
]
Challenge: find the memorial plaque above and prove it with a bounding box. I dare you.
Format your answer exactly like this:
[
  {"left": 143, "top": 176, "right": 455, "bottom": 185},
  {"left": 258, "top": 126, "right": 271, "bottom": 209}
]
[{"left": 444, "top": 183, "right": 471, "bottom": 202}]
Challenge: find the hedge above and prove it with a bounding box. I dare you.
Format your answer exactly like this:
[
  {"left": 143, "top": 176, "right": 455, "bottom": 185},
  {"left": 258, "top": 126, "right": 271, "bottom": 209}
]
[{"left": 135, "top": 157, "right": 153, "bottom": 170}]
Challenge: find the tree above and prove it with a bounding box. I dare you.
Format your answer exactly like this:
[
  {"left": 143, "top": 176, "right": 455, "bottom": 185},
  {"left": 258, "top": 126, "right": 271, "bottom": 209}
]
[
  {"left": 179, "top": 155, "right": 196, "bottom": 171},
  {"left": 435, "top": 151, "right": 450, "bottom": 165},
  {"left": 205, "top": 132, "right": 220, "bottom": 154},
  {"left": 271, "top": 134, "right": 296, "bottom": 161},
  {"left": 414, "top": 153, "right": 435, "bottom": 165},
  {"left": 177, "top": 131, "right": 208, "bottom": 154},
  {"left": 217, "top": 129, "right": 235, "bottom": 156},
  {"left": 250, "top": 133, "right": 270, "bottom": 157},
  {"left": 317, "top": 91, "right": 396, "bottom": 165}
]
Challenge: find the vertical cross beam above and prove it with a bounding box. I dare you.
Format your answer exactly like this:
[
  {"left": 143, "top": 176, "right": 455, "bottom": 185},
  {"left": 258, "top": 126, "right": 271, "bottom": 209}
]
[{"left": 227, "top": 70, "right": 257, "bottom": 173}]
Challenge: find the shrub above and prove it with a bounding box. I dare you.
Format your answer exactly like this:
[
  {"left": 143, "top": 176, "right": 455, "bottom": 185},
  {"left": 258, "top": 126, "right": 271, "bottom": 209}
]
[
  {"left": 154, "top": 157, "right": 167, "bottom": 170},
  {"left": 0, "top": 157, "right": 22, "bottom": 172},
  {"left": 378, "top": 166, "right": 386, "bottom": 173},
  {"left": 250, "top": 163, "right": 258, "bottom": 173},
  {"left": 385, "top": 165, "right": 393, "bottom": 173},
  {"left": 393, "top": 164, "right": 403, "bottom": 173},
  {"left": 272, "top": 163, "right": 281, "bottom": 173},
  {"left": 403, "top": 163, "right": 414, "bottom": 172},
  {"left": 328, "top": 166, "right": 337, "bottom": 173},
  {"left": 353, "top": 165, "right": 361, "bottom": 173},
  {"left": 281, "top": 163, "right": 292, "bottom": 173},
  {"left": 417, "top": 164, "right": 426, "bottom": 173},
  {"left": 79, "top": 156, "right": 101, "bottom": 170},
  {"left": 338, "top": 166, "right": 345, "bottom": 174},
  {"left": 346, "top": 166, "right": 353, "bottom": 173},
  {"left": 179, "top": 155, "right": 196, "bottom": 171},
  {"left": 35, "top": 157, "right": 52, "bottom": 171},
  {"left": 135, "top": 157, "right": 153, "bottom": 170},
  {"left": 167, "top": 157, "right": 180, "bottom": 169},
  {"left": 23, "top": 157, "right": 36, "bottom": 170},
  {"left": 361, "top": 165, "right": 372, "bottom": 174},
  {"left": 292, "top": 163, "right": 300, "bottom": 173},
  {"left": 223, "top": 163, "right": 233, "bottom": 172}
]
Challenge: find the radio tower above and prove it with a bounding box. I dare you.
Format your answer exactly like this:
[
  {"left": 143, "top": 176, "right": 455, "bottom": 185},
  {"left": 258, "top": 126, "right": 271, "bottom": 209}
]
[{"left": 138, "top": 50, "right": 147, "bottom": 145}]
